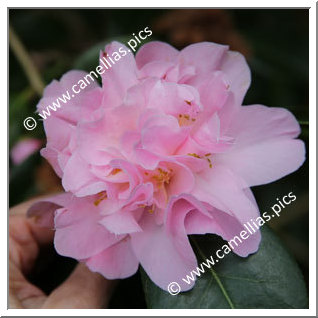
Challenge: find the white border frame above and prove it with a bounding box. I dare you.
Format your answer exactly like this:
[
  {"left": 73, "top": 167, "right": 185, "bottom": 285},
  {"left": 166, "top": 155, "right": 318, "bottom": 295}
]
[{"left": 3, "top": 1, "right": 316, "bottom": 316}]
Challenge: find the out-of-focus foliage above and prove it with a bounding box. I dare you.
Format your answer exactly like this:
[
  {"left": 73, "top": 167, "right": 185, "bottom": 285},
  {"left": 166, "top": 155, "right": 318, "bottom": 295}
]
[{"left": 9, "top": 9, "right": 309, "bottom": 308}]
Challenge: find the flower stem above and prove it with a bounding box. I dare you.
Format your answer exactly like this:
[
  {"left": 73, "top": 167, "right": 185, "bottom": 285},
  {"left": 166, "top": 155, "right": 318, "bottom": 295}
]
[{"left": 9, "top": 25, "right": 45, "bottom": 96}]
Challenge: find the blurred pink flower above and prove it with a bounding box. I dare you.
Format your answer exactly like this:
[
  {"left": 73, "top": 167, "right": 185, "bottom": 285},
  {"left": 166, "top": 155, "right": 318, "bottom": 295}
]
[
  {"left": 29, "top": 41, "right": 305, "bottom": 291},
  {"left": 11, "top": 138, "right": 42, "bottom": 165}
]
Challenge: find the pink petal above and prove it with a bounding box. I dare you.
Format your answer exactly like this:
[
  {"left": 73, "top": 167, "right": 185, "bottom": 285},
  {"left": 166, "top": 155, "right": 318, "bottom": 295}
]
[
  {"left": 215, "top": 105, "right": 306, "bottom": 186},
  {"left": 220, "top": 51, "right": 251, "bottom": 107},
  {"left": 147, "top": 80, "right": 202, "bottom": 118},
  {"left": 135, "top": 41, "right": 179, "bottom": 69},
  {"left": 165, "top": 193, "right": 214, "bottom": 234},
  {"left": 86, "top": 238, "right": 139, "bottom": 279},
  {"left": 75, "top": 181, "right": 107, "bottom": 197},
  {"left": 26, "top": 192, "right": 72, "bottom": 227},
  {"left": 192, "top": 164, "right": 260, "bottom": 225},
  {"left": 41, "top": 116, "right": 75, "bottom": 176},
  {"left": 193, "top": 71, "right": 230, "bottom": 113},
  {"left": 203, "top": 203, "right": 261, "bottom": 257},
  {"left": 43, "top": 70, "right": 99, "bottom": 97},
  {"left": 11, "top": 138, "right": 42, "bottom": 165},
  {"left": 100, "top": 42, "right": 138, "bottom": 109},
  {"left": 184, "top": 210, "right": 218, "bottom": 235},
  {"left": 54, "top": 197, "right": 123, "bottom": 259},
  {"left": 179, "top": 42, "right": 228, "bottom": 74},
  {"left": 99, "top": 210, "right": 142, "bottom": 235},
  {"left": 167, "top": 162, "right": 195, "bottom": 196},
  {"left": 62, "top": 151, "right": 103, "bottom": 196},
  {"left": 37, "top": 71, "right": 101, "bottom": 124},
  {"left": 43, "top": 116, "right": 74, "bottom": 151},
  {"left": 166, "top": 194, "right": 260, "bottom": 258},
  {"left": 40, "top": 147, "right": 63, "bottom": 178},
  {"left": 131, "top": 212, "right": 197, "bottom": 292},
  {"left": 141, "top": 114, "right": 189, "bottom": 156},
  {"left": 78, "top": 102, "right": 142, "bottom": 166},
  {"left": 123, "top": 183, "right": 154, "bottom": 211},
  {"left": 138, "top": 60, "right": 174, "bottom": 79}
]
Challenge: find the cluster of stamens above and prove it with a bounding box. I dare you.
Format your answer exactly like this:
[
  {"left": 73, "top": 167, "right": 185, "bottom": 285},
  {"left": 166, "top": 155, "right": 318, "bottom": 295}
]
[
  {"left": 178, "top": 114, "right": 196, "bottom": 126},
  {"left": 177, "top": 100, "right": 200, "bottom": 126},
  {"left": 94, "top": 152, "right": 212, "bottom": 211},
  {"left": 150, "top": 167, "right": 172, "bottom": 186}
]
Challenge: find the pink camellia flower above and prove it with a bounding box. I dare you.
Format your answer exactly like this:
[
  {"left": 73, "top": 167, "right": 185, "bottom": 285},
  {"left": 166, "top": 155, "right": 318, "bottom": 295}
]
[
  {"left": 11, "top": 138, "right": 42, "bottom": 165},
  {"left": 29, "top": 41, "right": 305, "bottom": 292}
]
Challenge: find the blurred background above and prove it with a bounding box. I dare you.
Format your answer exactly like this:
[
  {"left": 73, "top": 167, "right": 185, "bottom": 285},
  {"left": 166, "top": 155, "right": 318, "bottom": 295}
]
[{"left": 9, "top": 9, "right": 309, "bottom": 308}]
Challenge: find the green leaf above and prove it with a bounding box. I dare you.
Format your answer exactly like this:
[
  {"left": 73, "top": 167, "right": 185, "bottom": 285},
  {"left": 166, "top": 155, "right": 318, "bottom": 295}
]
[{"left": 141, "top": 225, "right": 308, "bottom": 309}]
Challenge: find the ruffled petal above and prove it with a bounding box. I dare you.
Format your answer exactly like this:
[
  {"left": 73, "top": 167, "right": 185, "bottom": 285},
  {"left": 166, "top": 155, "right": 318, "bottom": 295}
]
[
  {"left": 86, "top": 238, "right": 139, "bottom": 279},
  {"left": 54, "top": 197, "right": 123, "bottom": 259}
]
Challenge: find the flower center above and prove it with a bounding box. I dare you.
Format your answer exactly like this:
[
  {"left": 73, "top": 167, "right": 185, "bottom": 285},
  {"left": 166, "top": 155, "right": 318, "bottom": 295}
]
[{"left": 144, "top": 167, "right": 173, "bottom": 188}]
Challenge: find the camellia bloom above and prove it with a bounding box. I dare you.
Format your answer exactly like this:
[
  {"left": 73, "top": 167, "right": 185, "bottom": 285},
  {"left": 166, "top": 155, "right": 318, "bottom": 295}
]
[
  {"left": 11, "top": 138, "right": 42, "bottom": 165},
  {"left": 29, "top": 41, "right": 305, "bottom": 292}
]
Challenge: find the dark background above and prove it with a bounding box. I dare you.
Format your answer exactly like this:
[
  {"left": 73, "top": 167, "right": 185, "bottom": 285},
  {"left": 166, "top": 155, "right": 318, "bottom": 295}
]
[{"left": 9, "top": 9, "right": 309, "bottom": 308}]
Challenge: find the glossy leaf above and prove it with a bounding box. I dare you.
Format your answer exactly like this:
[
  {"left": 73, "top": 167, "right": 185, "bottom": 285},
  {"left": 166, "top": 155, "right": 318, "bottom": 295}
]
[{"left": 141, "top": 225, "right": 308, "bottom": 309}]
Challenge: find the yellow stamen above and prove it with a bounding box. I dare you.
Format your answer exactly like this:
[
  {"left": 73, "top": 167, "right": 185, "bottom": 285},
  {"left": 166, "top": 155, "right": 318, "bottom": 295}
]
[
  {"left": 148, "top": 204, "right": 155, "bottom": 214},
  {"left": 178, "top": 113, "right": 196, "bottom": 126},
  {"left": 188, "top": 152, "right": 213, "bottom": 168},
  {"left": 178, "top": 114, "right": 191, "bottom": 126},
  {"left": 94, "top": 191, "right": 108, "bottom": 206},
  {"left": 151, "top": 167, "right": 171, "bottom": 186},
  {"left": 111, "top": 168, "right": 122, "bottom": 175},
  {"left": 188, "top": 153, "right": 201, "bottom": 159}
]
